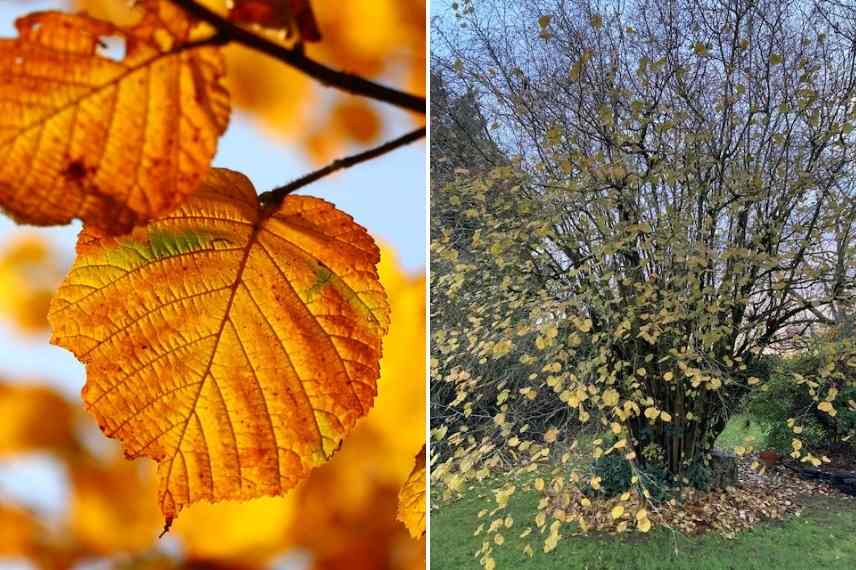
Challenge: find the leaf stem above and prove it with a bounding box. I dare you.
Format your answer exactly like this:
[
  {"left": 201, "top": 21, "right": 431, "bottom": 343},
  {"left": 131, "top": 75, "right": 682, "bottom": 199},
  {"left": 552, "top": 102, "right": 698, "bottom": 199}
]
[
  {"left": 259, "top": 126, "right": 426, "bottom": 208},
  {"left": 170, "top": 0, "right": 426, "bottom": 114}
]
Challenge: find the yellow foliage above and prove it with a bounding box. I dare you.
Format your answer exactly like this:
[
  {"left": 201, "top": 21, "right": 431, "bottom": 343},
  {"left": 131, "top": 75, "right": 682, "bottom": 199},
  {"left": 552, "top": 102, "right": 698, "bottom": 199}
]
[
  {"left": 398, "top": 445, "right": 426, "bottom": 538},
  {"left": 69, "top": 457, "right": 162, "bottom": 554},
  {"left": 0, "top": 382, "right": 76, "bottom": 455},
  {"left": 0, "top": 235, "right": 63, "bottom": 333}
]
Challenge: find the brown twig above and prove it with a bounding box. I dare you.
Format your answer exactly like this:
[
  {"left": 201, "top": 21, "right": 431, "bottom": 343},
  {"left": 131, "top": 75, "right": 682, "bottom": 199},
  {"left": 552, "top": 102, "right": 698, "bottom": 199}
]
[
  {"left": 171, "top": 0, "right": 426, "bottom": 114},
  {"left": 259, "top": 127, "right": 426, "bottom": 209}
]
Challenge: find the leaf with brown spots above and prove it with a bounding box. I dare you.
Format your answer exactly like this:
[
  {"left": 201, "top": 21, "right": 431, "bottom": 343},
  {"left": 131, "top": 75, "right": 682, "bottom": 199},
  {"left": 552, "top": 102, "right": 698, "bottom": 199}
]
[
  {"left": 48, "top": 167, "right": 390, "bottom": 529},
  {"left": 0, "top": 0, "right": 230, "bottom": 233}
]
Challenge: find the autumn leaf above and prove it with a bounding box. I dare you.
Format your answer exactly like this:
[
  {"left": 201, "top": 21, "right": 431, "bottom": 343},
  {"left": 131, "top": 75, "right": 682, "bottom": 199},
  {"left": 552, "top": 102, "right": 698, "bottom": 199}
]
[
  {"left": 0, "top": 0, "right": 230, "bottom": 233},
  {"left": 0, "top": 235, "right": 63, "bottom": 333},
  {"left": 0, "top": 504, "right": 40, "bottom": 557},
  {"left": 174, "top": 250, "right": 424, "bottom": 566},
  {"left": 48, "top": 167, "right": 390, "bottom": 527},
  {"left": 69, "top": 456, "right": 162, "bottom": 554},
  {"left": 0, "top": 382, "right": 76, "bottom": 455},
  {"left": 230, "top": 0, "right": 322, "bottom": 42},
  {"left": 290, "top": 427, "right": 426, "bottom": 570},
  {"left": 398, "top": 444, "right": 426, "bottom": 538}
]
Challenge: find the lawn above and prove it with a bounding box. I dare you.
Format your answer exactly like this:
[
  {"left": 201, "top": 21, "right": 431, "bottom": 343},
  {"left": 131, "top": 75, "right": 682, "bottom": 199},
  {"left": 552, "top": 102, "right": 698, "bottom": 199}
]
[
  {"left": 431, "top": 485, "right": 856, "bottom": 569},
  {"left": 430, "top": 416, "right": 856, "bottom": 569},
  {"left": 714, "top": 414, "right": 768, "bottom": 451}
]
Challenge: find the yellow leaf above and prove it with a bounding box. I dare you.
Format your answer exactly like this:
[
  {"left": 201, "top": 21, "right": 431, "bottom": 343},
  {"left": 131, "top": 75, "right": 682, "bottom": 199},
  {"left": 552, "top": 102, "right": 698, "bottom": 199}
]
[
  {"left": 544, "top": 427, "right": 560, "bottom": 443},
  {"left": 611, "top": 505, "right": 624, "bottom": 519},
  {"left": 0, "top": 235, "right": 62, "bottom": 333},
  {"left": 0, "top": 1, "right": 230, "bottom": 233},
  {"left": 69, "top": 456, "right": 161, "bottom": 555},
  {"left": 817, "top": 401, "right": 836, "bottom": 416},
  {"left": 644, "top": 407, "right": 660, "bottom": 420},
  {"left": 637, "top": 515, "right": 651, "bottom": 533},
  {"left": 49, "top": 168, "right": 391, "bottom": 528},
  {"left": 660, "top": 411, "right": 672, "bottom": 423},
  {"left": 575, "top": 317, "right": 593, "bottom": 332},
  {"left": 602, "top": 388, "right": 620, "bottom": 407},
  {"left": 538, "top": 15, "right": 552, "bottom": 28},
  {"left": 544, "top": 529, "right": 560, "bottom": 552},
  {"left": 398, "top": 445, "right": 426, "bottom": 538}
]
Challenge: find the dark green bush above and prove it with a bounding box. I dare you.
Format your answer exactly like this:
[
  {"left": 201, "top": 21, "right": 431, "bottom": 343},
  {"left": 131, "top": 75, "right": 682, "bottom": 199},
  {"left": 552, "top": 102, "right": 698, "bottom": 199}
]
[
  {"left": 683, "top": 460, "right": 713, "bottom": 491},
  {"left": 587, "top": 454, "right": 677, "bottom": 502},
  {"left": 748, "top": 350, "right": 856, "bottom": 453}
]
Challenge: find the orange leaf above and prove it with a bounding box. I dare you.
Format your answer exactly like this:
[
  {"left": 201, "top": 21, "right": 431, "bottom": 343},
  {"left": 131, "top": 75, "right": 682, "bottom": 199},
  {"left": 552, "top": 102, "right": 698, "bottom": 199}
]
[
  {"left": 398, "top": 444, "right": 426, "bottom": 538},
  {"left": 0, "top": 503, "right": 40, "bottom": 557},
  {"left": 230, "top": 0, "right": 322, "bottom": 42},
  {"left": 48, "top": 168, "right": 390, "bottom": 528},
  {"left": 0, "top": 1, "right": 230, "bottom": 233},
  {"left": 0, "top": 383, "right": 76, "bottom": 455},
  {"left": 69, "top": 456, "right": 161, "bottom": 555},
  {"left": 0, "top": 235, "right": 63, "bottom": 333}
]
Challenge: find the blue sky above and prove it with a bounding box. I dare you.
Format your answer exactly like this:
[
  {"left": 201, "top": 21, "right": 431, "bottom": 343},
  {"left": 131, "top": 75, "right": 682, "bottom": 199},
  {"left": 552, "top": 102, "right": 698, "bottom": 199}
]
[{"left": 0, "top": 1, "right": 426, "bottom": 554}]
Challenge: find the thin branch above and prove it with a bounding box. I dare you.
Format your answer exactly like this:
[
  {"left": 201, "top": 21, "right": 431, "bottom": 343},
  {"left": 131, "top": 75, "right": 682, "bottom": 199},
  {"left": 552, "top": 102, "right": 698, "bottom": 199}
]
[
  {"left": 259, "top": 126, "right": 426, "bottom": 208},
  {"left": 171, "top": 0, "right": 425, "bottom": 114}
]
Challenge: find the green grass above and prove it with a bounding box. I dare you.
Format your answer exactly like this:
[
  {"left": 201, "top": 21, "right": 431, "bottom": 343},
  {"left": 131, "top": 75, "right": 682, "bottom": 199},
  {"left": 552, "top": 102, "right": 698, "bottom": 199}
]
[
  {"left": 715, "top": 414, "right": 769, "bottom": 450},
  {"left": 432, "top": 415, "right": 856, "bottom": 569},
  {"left": 431, "top": 486, "right": 856, "bottom": 569}
]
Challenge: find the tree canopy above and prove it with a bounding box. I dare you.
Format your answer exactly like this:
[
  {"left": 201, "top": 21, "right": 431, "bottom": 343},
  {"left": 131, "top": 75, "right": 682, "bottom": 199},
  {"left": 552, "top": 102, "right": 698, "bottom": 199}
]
[{"left": 431, "top": 0, "right": 856, "bottom": 562}]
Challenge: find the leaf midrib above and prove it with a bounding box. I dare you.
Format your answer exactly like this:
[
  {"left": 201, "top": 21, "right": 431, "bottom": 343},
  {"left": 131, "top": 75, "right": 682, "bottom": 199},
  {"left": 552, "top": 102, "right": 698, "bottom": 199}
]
[{"left": 159, "top": 221, "right": 261, "bottom": 512}]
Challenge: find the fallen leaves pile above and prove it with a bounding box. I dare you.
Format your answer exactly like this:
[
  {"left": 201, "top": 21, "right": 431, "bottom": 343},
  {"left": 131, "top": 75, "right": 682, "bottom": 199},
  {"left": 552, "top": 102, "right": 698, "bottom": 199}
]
[
  {"left": 504, "top": 453, "right": 856, "bottom": 547},
  {"left": 651, "top": 457, "right": 856, "bottom": 538}
]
